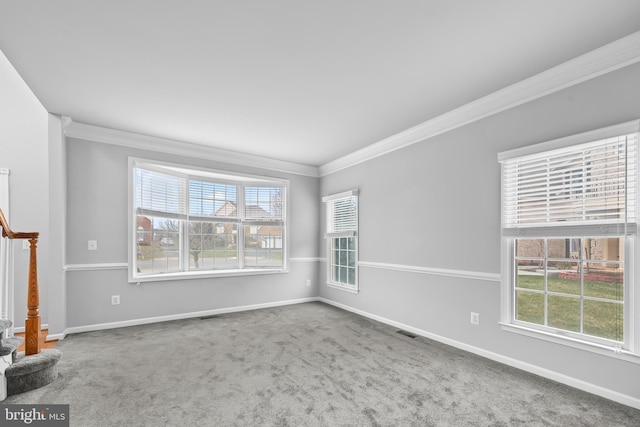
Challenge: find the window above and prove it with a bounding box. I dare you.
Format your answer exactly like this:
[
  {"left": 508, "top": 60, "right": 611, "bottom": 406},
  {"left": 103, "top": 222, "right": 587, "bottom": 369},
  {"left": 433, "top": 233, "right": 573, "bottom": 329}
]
[
  {"left": 130, "top": 159, "right": 287, "bottom": 281},
  {"left": 323, "top": 190, "right": 358, "bottom": 292},
  {"left": 499, "top": 121, "right": 639, "bottom": 357}
]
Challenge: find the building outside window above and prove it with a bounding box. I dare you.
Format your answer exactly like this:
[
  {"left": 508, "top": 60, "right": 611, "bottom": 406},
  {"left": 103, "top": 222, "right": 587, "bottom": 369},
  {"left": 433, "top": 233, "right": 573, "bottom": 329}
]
[
  {"left": 499, "top": 121, "right": 639, "bottom": 357},
  {"left": 129, "top": 159, "right": 288, "bottom": 281}
]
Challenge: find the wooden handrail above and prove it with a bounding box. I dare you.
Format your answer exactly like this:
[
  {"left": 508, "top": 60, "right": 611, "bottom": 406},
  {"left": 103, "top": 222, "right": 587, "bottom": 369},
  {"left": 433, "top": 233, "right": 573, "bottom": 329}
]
[
  {"left": 0, "top": 209, "right": 38, "bottom": 240},
  {"left": 0, "top": 208, "right": 41, "bottom": 355}
]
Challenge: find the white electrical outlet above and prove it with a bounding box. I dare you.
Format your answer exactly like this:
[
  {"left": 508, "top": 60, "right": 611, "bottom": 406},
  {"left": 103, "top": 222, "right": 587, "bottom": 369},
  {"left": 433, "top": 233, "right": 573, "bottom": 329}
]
[
  {"left": 22, "top": 240, "right": 30, "bottom": 250},
  {"left": 470, "top": 312, "right": 480, "bottom": 325},
  {"left": 306, "top": 279, "right": 311, "bottom": 287},
  {"left": 111, "top": 295, "right": 120, "bottom": 305},
  {"left": 88, "top": 240, "right": 98, "bottom": 251}
]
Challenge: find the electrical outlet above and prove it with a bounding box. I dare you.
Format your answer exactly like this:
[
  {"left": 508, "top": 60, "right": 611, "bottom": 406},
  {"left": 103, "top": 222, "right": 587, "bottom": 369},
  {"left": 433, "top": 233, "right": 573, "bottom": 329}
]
[
  {"left": 111, "top": 295, "right": 120, "bottom": 305},
  {"left": 306, "top": 279, "right": 311, "bottom": 287},
  {"left": 470, "top": 312, "right": 480, "bottom": 325},
  {"left": 22, "top": 240, "right": 30, "bottom": 250},
  {"left": 88, "top": 240, "right": 98, "bottom": 251}
]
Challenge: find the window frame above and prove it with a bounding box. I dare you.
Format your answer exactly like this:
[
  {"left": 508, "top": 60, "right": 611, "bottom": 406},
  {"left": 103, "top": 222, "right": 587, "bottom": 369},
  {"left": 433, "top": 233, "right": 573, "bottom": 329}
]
[
  {"left": 498, "top": 121, "right": 640, "bottom": 362},
  {"left": 128, "top": 158, "right": 289, "bottom": 282},
  {"left": 323, "top": 190, "right": 359, "bottom": 293}
]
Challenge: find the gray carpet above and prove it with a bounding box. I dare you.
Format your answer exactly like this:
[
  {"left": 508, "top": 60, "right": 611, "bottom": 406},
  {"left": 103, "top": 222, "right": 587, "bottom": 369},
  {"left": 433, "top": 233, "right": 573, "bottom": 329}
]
[{"left": 3, "top": 302, "right": 639, "bottom": 426}]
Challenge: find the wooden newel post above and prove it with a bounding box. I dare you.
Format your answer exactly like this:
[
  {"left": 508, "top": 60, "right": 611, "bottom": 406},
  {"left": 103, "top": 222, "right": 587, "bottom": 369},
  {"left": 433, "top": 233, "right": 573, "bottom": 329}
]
[
  {"left": 0, "top": 209, "right": 42, "bottom": 356},
  {"left": 25, "top": 236, "right": 41, "bottom": 355}
]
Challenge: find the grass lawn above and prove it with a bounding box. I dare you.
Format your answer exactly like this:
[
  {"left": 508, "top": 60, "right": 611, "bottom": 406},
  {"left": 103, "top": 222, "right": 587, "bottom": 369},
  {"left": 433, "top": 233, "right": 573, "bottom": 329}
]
[
  {"left": 516, "top": 275, "right": 623, "bottom": 342},
  {"left": 138, "top": 244, "right": 239, "bottom": 259},
  {"left": 137, "top": 244, "right": 283, "bottom": 272}
]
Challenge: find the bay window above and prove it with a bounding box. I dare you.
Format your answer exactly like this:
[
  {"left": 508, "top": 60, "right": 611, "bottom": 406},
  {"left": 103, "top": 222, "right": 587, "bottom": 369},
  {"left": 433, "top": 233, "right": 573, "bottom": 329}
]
[{"left": 129, "top": 159, "right": 287, "bottom": 281}]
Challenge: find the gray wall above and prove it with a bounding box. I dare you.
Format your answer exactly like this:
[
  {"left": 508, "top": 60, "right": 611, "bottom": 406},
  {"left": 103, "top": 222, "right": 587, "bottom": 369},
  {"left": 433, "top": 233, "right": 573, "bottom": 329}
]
[
  {"left": 319, "top": 62, "right": 640, "bottom": 401},
  {"left": 65, "top": 138, "right": 320, "bottom": 328},
  {"left": 3, "top": 39, "right": 639, "bottom": 407},
  {"left": 0, "top": 50, "right": 49, "bottom": 328}
]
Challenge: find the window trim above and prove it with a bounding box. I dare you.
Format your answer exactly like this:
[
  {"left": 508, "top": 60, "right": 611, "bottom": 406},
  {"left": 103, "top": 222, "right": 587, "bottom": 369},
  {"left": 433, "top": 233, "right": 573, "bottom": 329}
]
[
  {"left": 323, "top": 189, "right": 359, "bottom": 293},
  {"left": 128, "top": 157, "right": 289, "bottom": 282},
  {"left": 498, "top": 120, "right": 640, "bottom": 360}
]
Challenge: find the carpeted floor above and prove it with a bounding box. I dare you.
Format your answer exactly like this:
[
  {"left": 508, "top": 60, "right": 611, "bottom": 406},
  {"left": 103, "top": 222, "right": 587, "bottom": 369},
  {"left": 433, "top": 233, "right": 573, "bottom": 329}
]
[{"left": 3, "top": 302, "right": 639, "bottom": 426}]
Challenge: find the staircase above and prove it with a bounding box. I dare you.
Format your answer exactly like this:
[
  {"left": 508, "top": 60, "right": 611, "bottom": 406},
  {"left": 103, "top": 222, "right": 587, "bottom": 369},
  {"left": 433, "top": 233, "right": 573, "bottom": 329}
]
[
  {"left": 0, "top": 208, "right": 62, "bottom": 400},
  {"left": 0, "top": 319, "right": 22, "bottom": 400}
]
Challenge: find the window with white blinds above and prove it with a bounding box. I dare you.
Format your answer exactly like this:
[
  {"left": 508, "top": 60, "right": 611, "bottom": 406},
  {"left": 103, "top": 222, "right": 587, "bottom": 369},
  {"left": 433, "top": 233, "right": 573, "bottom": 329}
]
[
  {"left": 324, "top": 190, "right": 358, "bottom": 237},
  {"left": 135, "top": 167, "right": 188, "bottom": 220},
  {"left": 498, "top": 121, "right": 640, "bottom": 358},
  {"left": 323, "top": 190, "right": 358, "bottom": 291},
  {"left": 130, "top": 159, "right": 288, "bottom": 281},
  {"left": 502, "top": 133, "right": 638, "bottom": 235}
]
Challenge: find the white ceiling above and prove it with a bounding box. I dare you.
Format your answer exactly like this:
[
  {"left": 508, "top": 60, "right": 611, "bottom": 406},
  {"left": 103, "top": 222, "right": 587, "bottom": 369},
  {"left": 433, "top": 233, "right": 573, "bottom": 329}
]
[{"left": 1, "top": 1, "right": 640, "bottom": 167}]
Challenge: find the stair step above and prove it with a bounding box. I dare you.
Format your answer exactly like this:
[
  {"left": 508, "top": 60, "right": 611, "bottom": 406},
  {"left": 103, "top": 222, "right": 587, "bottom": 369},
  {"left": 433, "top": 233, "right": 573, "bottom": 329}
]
[
  {"left": 0, "top": 336, "right": 23, "bottom": 357},
  {"left": 6, "top": 349, "right": 63, "bottom": 396}
]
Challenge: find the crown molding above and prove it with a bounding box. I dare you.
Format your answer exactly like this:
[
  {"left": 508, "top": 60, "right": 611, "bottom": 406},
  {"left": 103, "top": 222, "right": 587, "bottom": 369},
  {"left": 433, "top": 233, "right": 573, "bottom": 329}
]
[
  {"left": 497, "top": 119, "right": 640, "bottom": 162},
  {"left": 63, "top": 120, "right": 320, "bottom": 178},
  {"left": 319, "top": 30, "right": 640, "bottom": 177}
]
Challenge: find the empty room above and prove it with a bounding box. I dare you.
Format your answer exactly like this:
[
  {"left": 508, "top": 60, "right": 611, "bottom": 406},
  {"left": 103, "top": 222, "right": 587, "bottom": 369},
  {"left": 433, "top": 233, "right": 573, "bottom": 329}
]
[{"left": 1, "top": 1, "right": 640, "bottom": 425}]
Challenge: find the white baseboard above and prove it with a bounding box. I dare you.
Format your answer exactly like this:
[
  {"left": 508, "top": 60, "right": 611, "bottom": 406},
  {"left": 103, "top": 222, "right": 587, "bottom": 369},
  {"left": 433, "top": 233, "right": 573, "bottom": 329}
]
[
  {"left": 46, "top": 332, "right": 66, "bottom": 342},
  {"left": 62, "top": 297, "right": 320, "bottom": 337},
  {"left": 317, "top": 298, "right": 640, "bottom": 411},
  {"left": 36, "top": 297, "right": 640, "bottom": 409}
]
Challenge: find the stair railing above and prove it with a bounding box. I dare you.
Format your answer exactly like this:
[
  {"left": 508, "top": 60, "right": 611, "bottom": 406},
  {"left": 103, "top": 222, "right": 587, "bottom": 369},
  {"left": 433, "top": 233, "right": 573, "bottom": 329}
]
[
  {"left": 0, "top": 209, "right": 40, "bottom": 355},
  {"left": 1, "top": 233, "right": 12, "bottom": 331}
]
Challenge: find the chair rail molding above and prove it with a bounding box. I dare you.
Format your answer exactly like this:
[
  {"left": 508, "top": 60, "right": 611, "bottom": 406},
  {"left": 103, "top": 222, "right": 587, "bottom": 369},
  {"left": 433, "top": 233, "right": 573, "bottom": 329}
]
[{"left": 358, "top": 261, "right": 501, "bottom": 282}]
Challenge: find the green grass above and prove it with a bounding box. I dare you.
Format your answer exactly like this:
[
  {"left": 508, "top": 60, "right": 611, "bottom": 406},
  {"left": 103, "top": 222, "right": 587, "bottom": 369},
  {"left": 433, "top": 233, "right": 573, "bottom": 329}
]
[
  {"left": 192, "top": 248, "right": 239, "bottom": 258},
  {"left": 516, "top": 291, "right": 544, "bottom": 325},
  {"left": 136, "top": 244, "right": 155, "bottom": 259},
  {"left": 516, "top": 274, "right": 623, "bottom": 341},
  {"left": 517, "top": 275, "right": 623, "bottom": 300},
  {"left": 138, "top": 243, "right": 283, "bottom": 261},
  {"left": 138, "top": 244, "right": 237, "bottom": 258}
]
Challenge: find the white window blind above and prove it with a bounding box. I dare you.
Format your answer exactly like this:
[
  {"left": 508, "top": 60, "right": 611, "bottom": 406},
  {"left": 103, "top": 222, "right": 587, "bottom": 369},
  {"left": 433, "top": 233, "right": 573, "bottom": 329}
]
[
  {"left": 188, "top": 180, "right": 238, "bottom": 221},
  {"left": 498, "top": 122, "right": 640, "bottom": 357},
  {"left": 501, "top": 132, "right": 638, "bottom": 236},
  {"left": 323, "top": 190, "right": 358, "bottom": 238},
  {"left": 244, "top": 186, "right": 285, "bottom": 224},
  {"left": 131, "top": 159, "right": 288, "bottom": 280},
  {"left": 135, "top": 167, "right": 187, "bottom": 220}
]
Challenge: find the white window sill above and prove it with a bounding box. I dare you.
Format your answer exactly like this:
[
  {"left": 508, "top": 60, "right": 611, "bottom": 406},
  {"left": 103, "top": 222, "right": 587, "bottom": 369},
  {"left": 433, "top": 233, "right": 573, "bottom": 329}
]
[
  {"left": 326, "top": 282, "right": 359, "bottom": 294},
  {"left": 500, "top": 322, "right": 640, "bottom": 365},
  {"left": 130, "top": 268, "right": 288, "bottom": 283}
]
